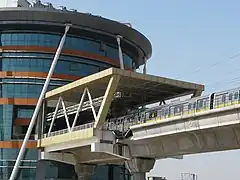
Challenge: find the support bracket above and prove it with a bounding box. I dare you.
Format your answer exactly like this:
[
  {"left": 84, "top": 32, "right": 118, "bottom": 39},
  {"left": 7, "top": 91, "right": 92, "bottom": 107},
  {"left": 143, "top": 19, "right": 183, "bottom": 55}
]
[{"left": 94, "top": 75, "right": 121, "bottom": 129}]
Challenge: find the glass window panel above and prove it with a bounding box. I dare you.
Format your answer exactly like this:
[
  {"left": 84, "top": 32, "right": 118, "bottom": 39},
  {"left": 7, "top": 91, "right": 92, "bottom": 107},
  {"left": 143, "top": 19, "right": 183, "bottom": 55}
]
[{"left": 1, "top": 32, "right": 133, "bottom": 68}]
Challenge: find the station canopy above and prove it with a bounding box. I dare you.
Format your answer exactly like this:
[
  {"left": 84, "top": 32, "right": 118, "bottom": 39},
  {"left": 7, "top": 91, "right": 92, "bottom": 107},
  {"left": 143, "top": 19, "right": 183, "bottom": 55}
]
[{"left": 45, "top": 68, "right": 204, "bottom": 109}]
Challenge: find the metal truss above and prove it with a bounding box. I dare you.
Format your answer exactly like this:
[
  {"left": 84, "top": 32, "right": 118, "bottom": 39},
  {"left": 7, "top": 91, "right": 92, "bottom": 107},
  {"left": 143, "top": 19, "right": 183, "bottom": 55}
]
[
  {"left": 46, "top": 96, "right": 104, "bottom": 121},
  {"left": 46, "top": 75, "right": 121, "bottom": 135},
  {"left": 47, "top": 87, "right": 99, "bottom": 136}
]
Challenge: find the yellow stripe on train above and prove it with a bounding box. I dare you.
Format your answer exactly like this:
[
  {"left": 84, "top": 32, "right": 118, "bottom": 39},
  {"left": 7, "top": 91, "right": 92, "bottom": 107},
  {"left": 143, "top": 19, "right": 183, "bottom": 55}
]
[{"left": 214, "top": 101, "right": 240, "bottom": 109}]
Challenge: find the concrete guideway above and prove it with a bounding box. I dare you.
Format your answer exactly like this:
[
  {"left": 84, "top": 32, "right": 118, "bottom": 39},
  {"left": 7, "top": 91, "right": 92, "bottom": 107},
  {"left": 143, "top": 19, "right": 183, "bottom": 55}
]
[{"left": 126, "top": 103, "right": 240, "bottom": 158}]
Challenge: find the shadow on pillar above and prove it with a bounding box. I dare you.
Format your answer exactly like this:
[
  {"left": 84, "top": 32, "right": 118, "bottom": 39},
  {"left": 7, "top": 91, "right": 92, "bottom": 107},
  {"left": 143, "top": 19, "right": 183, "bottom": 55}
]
[
  {"left": 125, "top": 158, "right": 156, "bottom": 180},
  {"left": 36, "top": 160, "right": 77, "bottom": 180},
  {"left": 36, "top": 160, "right": 131, "bottom": 180},
  {"left": 74, "top": 163, "right": 96, "bottom": 180}
]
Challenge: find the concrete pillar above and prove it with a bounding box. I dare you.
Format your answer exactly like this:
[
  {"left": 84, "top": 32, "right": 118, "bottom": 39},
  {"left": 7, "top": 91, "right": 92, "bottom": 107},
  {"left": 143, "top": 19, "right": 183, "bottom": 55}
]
[
  {"left": 125, "top": 158, "right": 155, "bottom": 180},
  {"left": 131, "top": 172, "right": 146, "bottom": 180},
  {"left": 74, "top": 164, "right": 96, "bottom": 180}
]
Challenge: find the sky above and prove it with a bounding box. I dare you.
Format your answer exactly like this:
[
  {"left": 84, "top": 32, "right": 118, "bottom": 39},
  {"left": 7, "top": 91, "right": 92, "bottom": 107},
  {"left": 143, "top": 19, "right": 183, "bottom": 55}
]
[{"left": 42, "top": 0, "right": 240, "bottom": 179}]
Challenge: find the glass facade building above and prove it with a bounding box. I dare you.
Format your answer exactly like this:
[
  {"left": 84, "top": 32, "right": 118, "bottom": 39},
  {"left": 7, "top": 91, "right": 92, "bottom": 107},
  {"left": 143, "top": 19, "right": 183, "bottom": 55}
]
[
  {"left": 36, "top": 160, "right": 131, "bottom": 180},
  {"left": 0, "top": 1, "right": 152, "bottom": 179}
]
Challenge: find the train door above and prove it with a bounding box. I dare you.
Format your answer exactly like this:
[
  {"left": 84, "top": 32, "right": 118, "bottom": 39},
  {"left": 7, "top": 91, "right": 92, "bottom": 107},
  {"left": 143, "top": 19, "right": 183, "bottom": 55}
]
[
  {"left": 139, "top": 112, "right": 146, "bottom": 123},
  {"left": 182, "top": 102, "right": 188, "bottom": 115},
  {"left": 237, "top": 91, "right": 240, "bottom": 103},
  {"left": 222, "top": 94, "right": 227, "bottom": 107},
  {"left": 228, "top": 93, "right": 233, "bottom": 105},
  {"left": 169, "top": 106, "right": 175, "bottom": 117},
  {"left": 165, "top": 107, "right": 169, "bottom": 119},
  {"left": 187, "top": 103, "right": 192, "bottom": 114},
  {"left": 210, "top": 93, "right": 215, "bottom": 109},
  {"left": 173, "top": 104, "right": 183, "bottom": 116}
]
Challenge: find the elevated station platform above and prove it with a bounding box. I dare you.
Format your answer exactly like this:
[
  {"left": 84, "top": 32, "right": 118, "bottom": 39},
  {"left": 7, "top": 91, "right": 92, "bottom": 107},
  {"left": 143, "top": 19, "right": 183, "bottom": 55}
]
[{"left": 37, "top": 67, "right": 204, "bottom": 178}]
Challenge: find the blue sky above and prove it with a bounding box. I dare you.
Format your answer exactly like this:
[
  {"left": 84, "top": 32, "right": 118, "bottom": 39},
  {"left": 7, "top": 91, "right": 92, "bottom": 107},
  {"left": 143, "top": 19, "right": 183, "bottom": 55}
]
[{"left": 43, "top": 0, "right": 240, "bottom": 179}]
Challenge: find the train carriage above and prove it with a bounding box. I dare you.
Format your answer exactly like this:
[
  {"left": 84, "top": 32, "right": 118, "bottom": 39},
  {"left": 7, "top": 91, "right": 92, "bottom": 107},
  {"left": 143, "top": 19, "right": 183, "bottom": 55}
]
[
  {"left": 145, "top": 106, "right": 162, "bottom": 123},
  {"left": 195, "top": 94, "right": 211, "bottom": 112},
  {"left": 159, "top": 106, "right": 169, "bottom": 120},
  {"left": 213, "top": 87, "right": 240, "bottom": 109},
  {"left": 108, "top": 87, "right": 240, "bottom": 127}
]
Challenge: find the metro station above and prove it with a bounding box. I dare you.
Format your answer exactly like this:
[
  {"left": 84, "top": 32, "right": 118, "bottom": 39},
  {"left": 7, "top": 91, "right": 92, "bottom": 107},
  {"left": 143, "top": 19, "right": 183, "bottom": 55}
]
[{"left": 0, "top": 0, "right": 207, "bottom": 179}]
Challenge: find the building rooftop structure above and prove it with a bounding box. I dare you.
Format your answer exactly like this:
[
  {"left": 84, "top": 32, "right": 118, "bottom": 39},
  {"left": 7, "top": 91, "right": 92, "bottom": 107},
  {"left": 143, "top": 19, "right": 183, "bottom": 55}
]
[{"left": 0, "top": 0, "right": 149, "bottom": 68}]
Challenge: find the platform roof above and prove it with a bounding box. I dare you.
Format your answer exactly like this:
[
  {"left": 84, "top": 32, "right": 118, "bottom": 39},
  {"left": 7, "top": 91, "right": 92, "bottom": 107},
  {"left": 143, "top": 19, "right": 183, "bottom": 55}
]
[{"left": 45, "top": 68, "right": 204, "bottom": 107}]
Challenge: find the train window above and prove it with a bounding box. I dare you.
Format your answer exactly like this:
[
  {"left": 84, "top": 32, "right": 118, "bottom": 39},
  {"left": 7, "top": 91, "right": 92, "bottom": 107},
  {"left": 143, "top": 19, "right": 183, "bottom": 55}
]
[
  {"left": 193, "top": 102, "right": 196, "bottom": 109},
  {"left": 222, "top": 95, "right": 226, "bottom": 103},
  {"left": 203, "top": 100, "right": 207, "bottom": 107},
  {"left": 188, "top": 103, "right": 192, "bottom": 110},
  {"left": 234, "top": 92, "right": 239, "bottom": 100},
  {"left": 161, "top": 110, "right": 165, "bottom": 116},
  {"left": 150, "top": 111, "right": 157, "bottom": 118},
  {"left": 170, "top": 107, "right": 174, "bottom": 116},
  {"left": 229, "top": 93, "right": 233, "bottom": 101},
  {"left": 174, "top": 107, "right": 179, "bottom": 114},
  {"left": 174, "top": 107, "right": 178, "bottom": 114},
  {"left": 165, "top": 109, "right": 169, "bottom": 116},
  {"left": 174, "top": 106, "right": 182, "bottom": 114},
  {"left": 198, "top": 100, "right": 203, "bottom": 108}
]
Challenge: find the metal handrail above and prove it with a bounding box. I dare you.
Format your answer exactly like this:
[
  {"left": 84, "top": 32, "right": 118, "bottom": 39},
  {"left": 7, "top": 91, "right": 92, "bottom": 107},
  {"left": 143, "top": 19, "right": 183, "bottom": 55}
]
[{"left": 44, "top": 122, "right": 94, "bottom": 138}]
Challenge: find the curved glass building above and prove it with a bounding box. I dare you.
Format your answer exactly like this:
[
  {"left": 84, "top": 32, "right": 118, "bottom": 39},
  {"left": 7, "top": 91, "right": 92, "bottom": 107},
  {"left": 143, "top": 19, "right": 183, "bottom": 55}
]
[{"left": 0, "top": 0, "right": 152, "bottom": 179}]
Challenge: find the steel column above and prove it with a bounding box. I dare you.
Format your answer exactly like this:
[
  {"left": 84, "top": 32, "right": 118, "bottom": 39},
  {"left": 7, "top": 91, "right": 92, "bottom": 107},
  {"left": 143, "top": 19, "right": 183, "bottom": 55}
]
[
  {"left": 143, "top": 57, "right": 147, "bottom": 74},
  {"left": 94, "top": 75, "right": 120, "bottom": 129},
  {"left": 60, "top": 97, "right": 71, "bottom": 132},
  {"left": 71, "top": 88, "right": 88, "bottom": 131},
  {"left": 48, "top": 97, "right": 61, "bottom": 136},
  {"left": 9, "top": 25, "right": 71, "bottom": 180},
  {"left": 116, "top": 35, "right": 125, "bottom": 70}
]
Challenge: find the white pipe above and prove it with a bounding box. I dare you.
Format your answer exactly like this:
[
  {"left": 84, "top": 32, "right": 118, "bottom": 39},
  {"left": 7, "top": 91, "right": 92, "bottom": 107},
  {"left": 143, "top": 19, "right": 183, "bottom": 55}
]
[
  {"left": 71, "top": 88, "right": 87, "bottom": 131},
  {"left": 143, "top": 57, "right": 147, "bottom": 74},
  {"left": 116, "top": 35, "right": 124, "bottom": 70},
  {"left": 86, "top": 88, "right": 97, "bottom": 121},
  {"left": 47, "top": 97, "right": 61, "bottom": 136},
  {"left": 61, "top": 97, "right": 71, "bottom": 132},
  {"left": 9, "top": 25, "right": 71, "bottom": 180}
]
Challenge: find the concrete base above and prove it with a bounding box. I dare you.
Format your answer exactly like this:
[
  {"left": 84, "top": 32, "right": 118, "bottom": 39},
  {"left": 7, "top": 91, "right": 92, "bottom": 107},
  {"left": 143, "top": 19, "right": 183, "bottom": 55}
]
[
  {"left": 126, "top": 158, "right": 155, "bottom": 180},
  {"left": 131, "top": 172, "right": 146, "bottom": 180},
  {"left": 36, "top": 160, "right": 77, "bottom": 180},
  {"left": 74, "top": 164, "right": 96, "bottom": 180}
]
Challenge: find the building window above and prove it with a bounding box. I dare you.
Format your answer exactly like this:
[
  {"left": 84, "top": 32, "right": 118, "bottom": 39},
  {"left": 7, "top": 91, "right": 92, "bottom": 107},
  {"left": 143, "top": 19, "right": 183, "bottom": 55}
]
[{"left": 0, "top": 32, "right": 133, "bottom": 69}]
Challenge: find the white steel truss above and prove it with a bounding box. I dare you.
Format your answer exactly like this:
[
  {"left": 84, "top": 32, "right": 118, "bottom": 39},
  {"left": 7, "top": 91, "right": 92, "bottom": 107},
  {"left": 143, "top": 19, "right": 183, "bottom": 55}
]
[
  {"left": 71, "top": 87, "right": 97, "bottom": 131},
  {"left": 47, "top": 97, "right": 71, "bottom": 136},
  {"left": 47, "top": 87, "right": 98, "bottom": 135},
  {"left": 45, "top": 75, "right": 121, "bottom": 136},
  {"left": 46, "top": 96, "right": 104, "bottom": 121}
]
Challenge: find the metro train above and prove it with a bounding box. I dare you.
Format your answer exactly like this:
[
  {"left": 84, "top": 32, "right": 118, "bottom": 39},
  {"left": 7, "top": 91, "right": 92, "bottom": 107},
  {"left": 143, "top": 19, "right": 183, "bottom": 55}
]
[
  {"left": 107, "top": 87, "right": 240, "bottom": 132},
  {"left": 143, "top": 87, "right": 240, "bottom": 123}
]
